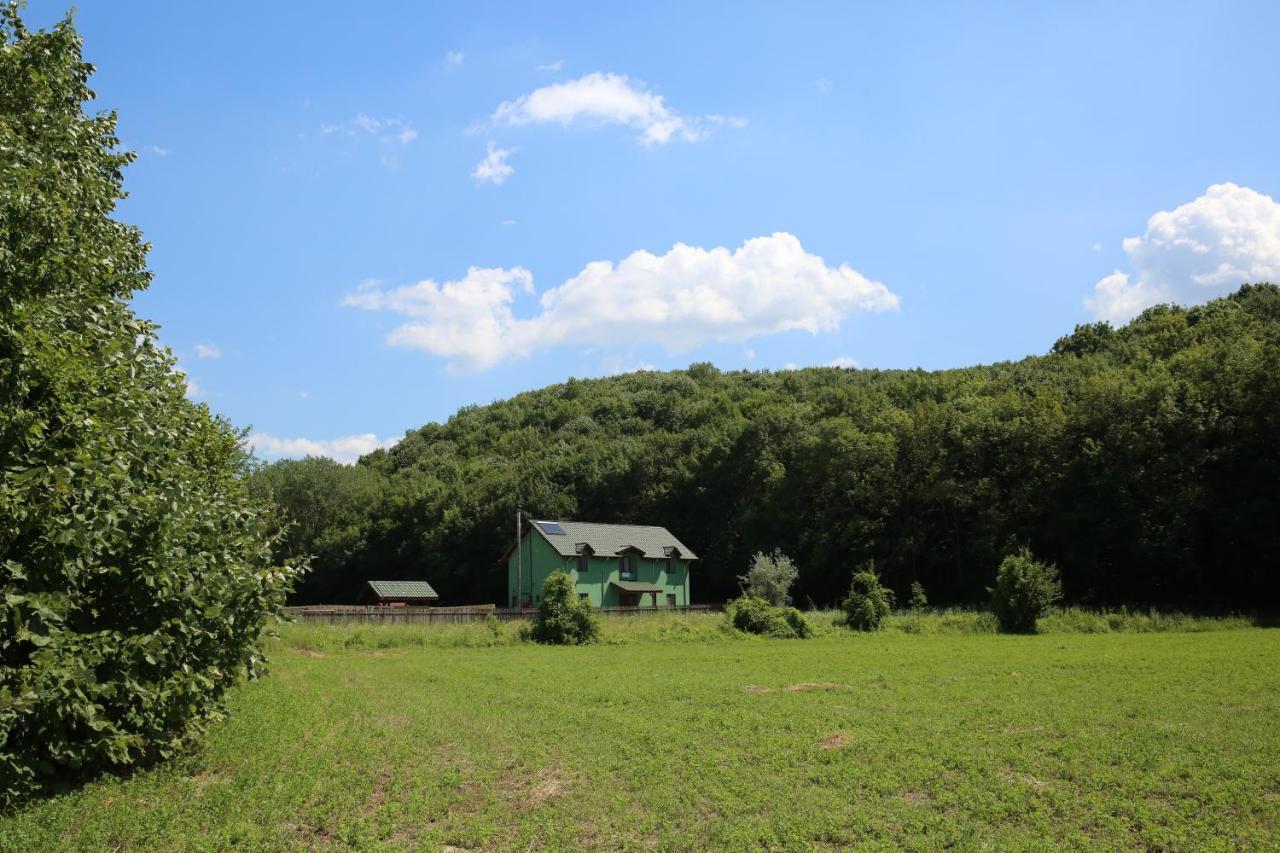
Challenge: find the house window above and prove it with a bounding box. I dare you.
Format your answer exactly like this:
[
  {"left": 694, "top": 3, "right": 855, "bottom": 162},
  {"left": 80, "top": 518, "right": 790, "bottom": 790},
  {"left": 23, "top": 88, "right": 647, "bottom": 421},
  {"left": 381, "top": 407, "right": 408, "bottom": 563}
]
[
  {"left": 578, "top": 553, "right": 589, "bottom": 572},
  {"left": 667, "top": 556, "right": 676, "bottom": 574},
  {"left": 579, "top": 593, "right": 589, "bottom": 603},
  {"left": 620, "top": 555, "right": 635, "bottom": 580},
  {"left": 667, "top": 593, "right": 677, "bottom": 608}
]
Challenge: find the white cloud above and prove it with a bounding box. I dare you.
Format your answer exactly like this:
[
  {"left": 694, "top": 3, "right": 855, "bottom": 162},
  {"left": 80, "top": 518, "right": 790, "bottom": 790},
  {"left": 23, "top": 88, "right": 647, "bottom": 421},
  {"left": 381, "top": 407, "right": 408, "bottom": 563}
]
[
  {"left": 815, "top": 78, "right": 833, "bottom": 94},
  {"left": 322, "top": 113, "right": 417, "bottom": 146},
  {"left": 536, "top": 60, "right": 564, "bottom": 72},
  {"left": 826, "top": 356, "right": 859, "bottom": 368},
  {"left": 600, "top": 356, "right": 657, "bottom": 376},
  {"left": 502, "top": 219, "right": 518, "bottom": 226},
  {"left": 346, "top": 232, "right": 898, "bottom": 372},
  {"left": 147, "top": 144, "right": 171, "bottom": 157},
  {"left": 472, "top": 141, "right": 517, "bottom": 186},
  {"left": 1086, "top": 183, "right": 1280, "bottom": 323},
  {"left": 194, "top": 342, "right": 222, "bottom": 359},
  {"left": 445, "top": 50, "right": 464, "bottom": 67},
  {"left": 248, "top": 432, "right": 398, "bottom": 465},
  {"left": 744, "top": 348, "right": 756, "bottom": 361},
  {"left": 1091, "top": 242, "right": 1103, "bottom": 252},
  {"left": 489, "top": 72, "right": 743, "bottom": 145}
]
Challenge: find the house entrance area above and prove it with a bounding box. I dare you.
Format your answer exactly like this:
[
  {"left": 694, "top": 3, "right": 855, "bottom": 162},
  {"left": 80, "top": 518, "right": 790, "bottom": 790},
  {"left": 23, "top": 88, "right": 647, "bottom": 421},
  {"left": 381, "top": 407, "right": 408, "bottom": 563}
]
[{"left": 611, "top": 581, "right": 665, "bottom": 608}]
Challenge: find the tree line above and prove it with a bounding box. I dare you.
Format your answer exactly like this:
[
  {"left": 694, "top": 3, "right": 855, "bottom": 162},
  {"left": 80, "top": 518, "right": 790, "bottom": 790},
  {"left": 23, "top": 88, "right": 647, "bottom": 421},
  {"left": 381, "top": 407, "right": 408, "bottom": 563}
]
[{"left": 253, "top": 283, "right": 1280, "bottom": 611}]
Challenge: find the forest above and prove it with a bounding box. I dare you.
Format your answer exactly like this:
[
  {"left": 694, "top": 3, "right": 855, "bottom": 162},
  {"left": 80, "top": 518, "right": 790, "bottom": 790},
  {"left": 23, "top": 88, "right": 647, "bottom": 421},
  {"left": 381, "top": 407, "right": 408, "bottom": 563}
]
[{"left": 253, "top": 284, "right": 1280, "bottom": 610}]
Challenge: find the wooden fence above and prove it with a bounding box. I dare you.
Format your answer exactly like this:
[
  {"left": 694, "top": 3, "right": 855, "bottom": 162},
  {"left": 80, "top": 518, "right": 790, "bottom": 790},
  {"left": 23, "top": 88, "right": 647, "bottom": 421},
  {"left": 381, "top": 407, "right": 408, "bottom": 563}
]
[{"left": 281, "top": 604, "right": 717, "bottom": 625}]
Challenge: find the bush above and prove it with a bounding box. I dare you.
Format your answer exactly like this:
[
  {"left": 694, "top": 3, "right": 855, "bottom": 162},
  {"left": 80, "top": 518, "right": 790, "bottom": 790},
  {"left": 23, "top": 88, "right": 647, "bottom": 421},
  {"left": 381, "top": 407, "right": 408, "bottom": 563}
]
[
  {"left": 0, "top": 9, "right": 302, "bottom": 807},
  {"left": 841, "top": 566, "right": 895, "bottom": 630},
  {"left": 907, "top": 581, "right": 928, "bottom": 610},
  {"left": 737, "top": 550, "right": 798, "bottom": 606},
  {"left": 725, "top": 597, "right": 812, "bottom": 639},
  {"left": 531, "top": 572, "right": 600, "bottom": 645},
  {"left": 990, "top": 549, "right": 1063, "bottom": 633}
]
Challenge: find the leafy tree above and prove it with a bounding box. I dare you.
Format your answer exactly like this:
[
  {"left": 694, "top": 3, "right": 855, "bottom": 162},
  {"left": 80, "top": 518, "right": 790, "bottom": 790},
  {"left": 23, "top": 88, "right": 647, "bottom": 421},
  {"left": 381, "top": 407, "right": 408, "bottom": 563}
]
[
  {"left": 531, "top": 571, "right": 599, "bottom": 645},
  {"left": 725, "top": 597, "right": 812, "bottom": 639},
  {"left": 841, "top": 565, "right": 895, "bottom": 631},
  {"left": 990, "top": 550, "right": 1062, "bottom": 633},
  {"left": 737, "top": 550, "right": 798, "bottom": 606},
  {"left": 907, "top": 581, "right": 928, "bottom": 610},
  {"left": 0, "top": 7, "right": 301, "bottom": 806}
]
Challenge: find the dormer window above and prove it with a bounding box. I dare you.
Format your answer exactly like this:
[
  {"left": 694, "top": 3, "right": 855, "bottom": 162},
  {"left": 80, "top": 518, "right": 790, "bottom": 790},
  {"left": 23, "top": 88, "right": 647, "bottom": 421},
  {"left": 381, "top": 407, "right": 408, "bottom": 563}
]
[
  {"left": 575, "top": 543, "right": 593, "bottom": 573},
  {"left": 620, "top": 554, "right": 635, "bottom": 580}
]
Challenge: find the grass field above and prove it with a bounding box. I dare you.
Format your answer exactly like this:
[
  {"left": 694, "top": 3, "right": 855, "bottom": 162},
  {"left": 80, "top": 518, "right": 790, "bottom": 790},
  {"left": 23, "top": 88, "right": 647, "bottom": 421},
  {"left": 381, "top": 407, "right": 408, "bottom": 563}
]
[{"left": 2, "top": 616, "right": 1278, "bottom": 850}]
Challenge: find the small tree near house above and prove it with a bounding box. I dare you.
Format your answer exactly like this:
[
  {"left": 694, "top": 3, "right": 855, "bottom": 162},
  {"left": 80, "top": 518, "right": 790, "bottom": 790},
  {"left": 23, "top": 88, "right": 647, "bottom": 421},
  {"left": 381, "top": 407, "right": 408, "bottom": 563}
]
[
  {"left": 990, "top": 549, "right": 1062, "bottom": 634},
  {"left": 738, "top": 549, "right": 799, "bottom": 606},
  {"left": 841, "top": 563, "right": 895, "bottom": 631},
  {"left": 531, "top": 571, "right": 600, "bottom": 645}
]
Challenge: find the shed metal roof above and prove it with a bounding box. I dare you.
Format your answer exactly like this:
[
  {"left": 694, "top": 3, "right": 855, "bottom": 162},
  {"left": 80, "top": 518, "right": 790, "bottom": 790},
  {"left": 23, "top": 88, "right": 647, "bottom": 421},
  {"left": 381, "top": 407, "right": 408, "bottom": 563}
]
[
  {"left": 532, "top": 520, "right": 698, "bottom": 560},
  {"left": 366, "top": 580, "right": 439, "bottom": 600},
  {"left": 611, "top": 580, "right": 666, "bottom": 593}
]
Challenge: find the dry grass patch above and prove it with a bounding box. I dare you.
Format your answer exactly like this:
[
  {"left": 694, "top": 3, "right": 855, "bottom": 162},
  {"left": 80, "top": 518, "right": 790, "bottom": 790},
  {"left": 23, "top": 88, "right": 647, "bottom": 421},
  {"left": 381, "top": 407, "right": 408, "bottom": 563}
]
[{"left": 819, "top": 731, "right": 852, "bottom": 750}]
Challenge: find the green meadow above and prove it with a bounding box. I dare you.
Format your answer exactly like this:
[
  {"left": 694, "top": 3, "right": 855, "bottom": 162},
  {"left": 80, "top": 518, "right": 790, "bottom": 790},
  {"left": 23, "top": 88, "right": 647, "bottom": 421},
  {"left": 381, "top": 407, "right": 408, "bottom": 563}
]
[{"left": 2, "top": 617, "right": 1278, "bottom": 850}]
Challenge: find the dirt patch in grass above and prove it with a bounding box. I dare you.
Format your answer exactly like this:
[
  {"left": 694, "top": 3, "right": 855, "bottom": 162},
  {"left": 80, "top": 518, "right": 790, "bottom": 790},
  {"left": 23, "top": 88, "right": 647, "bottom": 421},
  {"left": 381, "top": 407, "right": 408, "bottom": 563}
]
[
  {"left": 742, "top": 684, "right": 772, "bottom": 694},
  {"left": 361, "top": 771, "right": 392, "bottom": 817},
  {"left": 785, "top": 682, "right": 849, "bottom": 692},
  {"left": 819, "top": 730, "right": 851, "bottom": 750},
  {"left": 899, "top": 790, "right": 931, "bottom": 804},
  {"left": 1000, "top": 767, "right": 1049, "bottom": 790},
  {"left": 297, "top": 649, "right": 327, "bottom": 658},
  {"left": 190, "top": 768, "right": 231, "bottom": 797},
  {"left": 526, "top": 767, "right": 566, "bottom": 806}
]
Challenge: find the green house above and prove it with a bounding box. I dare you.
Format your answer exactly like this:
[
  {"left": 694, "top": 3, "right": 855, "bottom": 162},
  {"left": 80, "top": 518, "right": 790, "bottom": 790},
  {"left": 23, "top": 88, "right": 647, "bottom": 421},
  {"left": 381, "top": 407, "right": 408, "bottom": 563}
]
[{"left": 506, "top": 520, "right": 697, "bottom": 609}]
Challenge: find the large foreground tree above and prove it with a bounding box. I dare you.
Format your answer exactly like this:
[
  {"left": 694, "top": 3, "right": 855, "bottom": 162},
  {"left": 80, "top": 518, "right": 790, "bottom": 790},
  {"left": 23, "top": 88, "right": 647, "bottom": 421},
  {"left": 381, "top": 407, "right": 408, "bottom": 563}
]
[{"left": 0, "top": 6, "right": 301, "bottom": 806}]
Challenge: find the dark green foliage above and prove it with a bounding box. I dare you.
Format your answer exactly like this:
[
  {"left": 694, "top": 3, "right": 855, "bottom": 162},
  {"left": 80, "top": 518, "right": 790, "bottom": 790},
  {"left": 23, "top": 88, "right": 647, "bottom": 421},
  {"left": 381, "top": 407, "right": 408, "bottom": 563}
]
[
  {"left": 531, "top": 572, "right": 599, "bottom": 645},
  {"left": 841, "top": 566, "right": 895, "bottom": 631},
  {"left": 908, "top": 581, "right": 928, "bottom": 610},
  {"left": 990, "top": 550, "right": 1063, "bottom": 633},
  {"left": 0, "top": 8, "right": 301, "bottom": 806},
  {"left": 256, "top": 283, "right": 1280, "bottom": 613},
  {"left": 725, "top": 597, "right": 812, "bottom": 639}
]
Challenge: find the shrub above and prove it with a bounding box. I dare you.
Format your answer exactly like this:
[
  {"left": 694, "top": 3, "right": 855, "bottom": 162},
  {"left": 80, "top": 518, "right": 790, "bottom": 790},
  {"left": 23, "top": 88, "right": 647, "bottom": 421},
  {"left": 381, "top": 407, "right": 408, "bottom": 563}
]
[
  {"left": 907, "top": 581, "right": 928, "bottom": 610},
  {"left": 0, "top": 9, "right": 302, "bottom": 807},
  {"left": 725, "top": 597, "right": 812, "bottom": 639},
  {"left": 841, "top": 565, "right": 895, "bottom": 630},
  {"left": 990, "top": 549, "right": 1063, "bottom": 633},
  {"left": 531, "top": 572, "right": 600, "bottom": 645},
  {"left": 737, "top": 550, "right": 798, "bottom": 606}
]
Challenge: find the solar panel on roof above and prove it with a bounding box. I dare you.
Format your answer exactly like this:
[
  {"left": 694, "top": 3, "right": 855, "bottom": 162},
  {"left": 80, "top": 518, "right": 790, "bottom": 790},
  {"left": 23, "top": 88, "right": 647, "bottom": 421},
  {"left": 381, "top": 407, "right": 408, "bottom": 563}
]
[{"left": 536, "top": 521, "right": 567, "bottom": 535}]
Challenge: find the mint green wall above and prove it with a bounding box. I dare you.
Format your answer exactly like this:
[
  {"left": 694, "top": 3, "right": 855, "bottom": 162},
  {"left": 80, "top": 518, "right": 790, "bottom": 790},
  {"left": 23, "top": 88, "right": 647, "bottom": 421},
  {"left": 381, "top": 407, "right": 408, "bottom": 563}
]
[{"left": 506, "top": 531, "right": 692, "bottom": 608}]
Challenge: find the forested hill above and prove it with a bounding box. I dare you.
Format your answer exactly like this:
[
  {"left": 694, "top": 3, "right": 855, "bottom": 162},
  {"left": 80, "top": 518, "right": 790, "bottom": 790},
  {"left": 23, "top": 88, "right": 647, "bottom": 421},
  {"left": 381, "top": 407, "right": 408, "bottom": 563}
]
[{"left": 254, "top": 284, "right": 1280, "bottom": 609}]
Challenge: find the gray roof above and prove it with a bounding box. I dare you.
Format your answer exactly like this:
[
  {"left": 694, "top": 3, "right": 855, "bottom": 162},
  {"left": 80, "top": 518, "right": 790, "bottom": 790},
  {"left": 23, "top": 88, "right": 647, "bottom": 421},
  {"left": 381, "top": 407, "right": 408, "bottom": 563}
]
[
  {"left": 366, "top": 580, "right": 439, "bottom": 600},
  {"left": 531, "top": 520, "right": 698, "bottom": 560}
]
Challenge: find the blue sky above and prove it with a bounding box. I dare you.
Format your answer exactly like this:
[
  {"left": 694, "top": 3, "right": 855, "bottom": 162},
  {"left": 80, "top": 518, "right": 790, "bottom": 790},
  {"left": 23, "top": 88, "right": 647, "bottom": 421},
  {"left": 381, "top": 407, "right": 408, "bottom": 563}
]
[{"left": 27, "top": 1, "right": 1280, "bottom": 461}]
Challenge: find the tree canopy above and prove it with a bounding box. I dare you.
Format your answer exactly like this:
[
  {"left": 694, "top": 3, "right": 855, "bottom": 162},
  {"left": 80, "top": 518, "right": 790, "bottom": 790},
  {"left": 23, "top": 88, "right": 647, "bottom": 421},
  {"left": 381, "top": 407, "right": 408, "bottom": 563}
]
[
  {"left": 0, "top": 7, "right": 301, "bottom": 805},
  {"left": 256, "top": 284, "right": 1280, "bottom": 612}
]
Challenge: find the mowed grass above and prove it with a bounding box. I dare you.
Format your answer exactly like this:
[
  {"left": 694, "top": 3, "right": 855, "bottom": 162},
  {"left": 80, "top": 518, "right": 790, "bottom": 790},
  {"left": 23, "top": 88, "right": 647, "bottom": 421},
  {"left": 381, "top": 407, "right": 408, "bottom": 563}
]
[{"left": 3, "top": 622, "right": 1278, "bottom": 850}]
